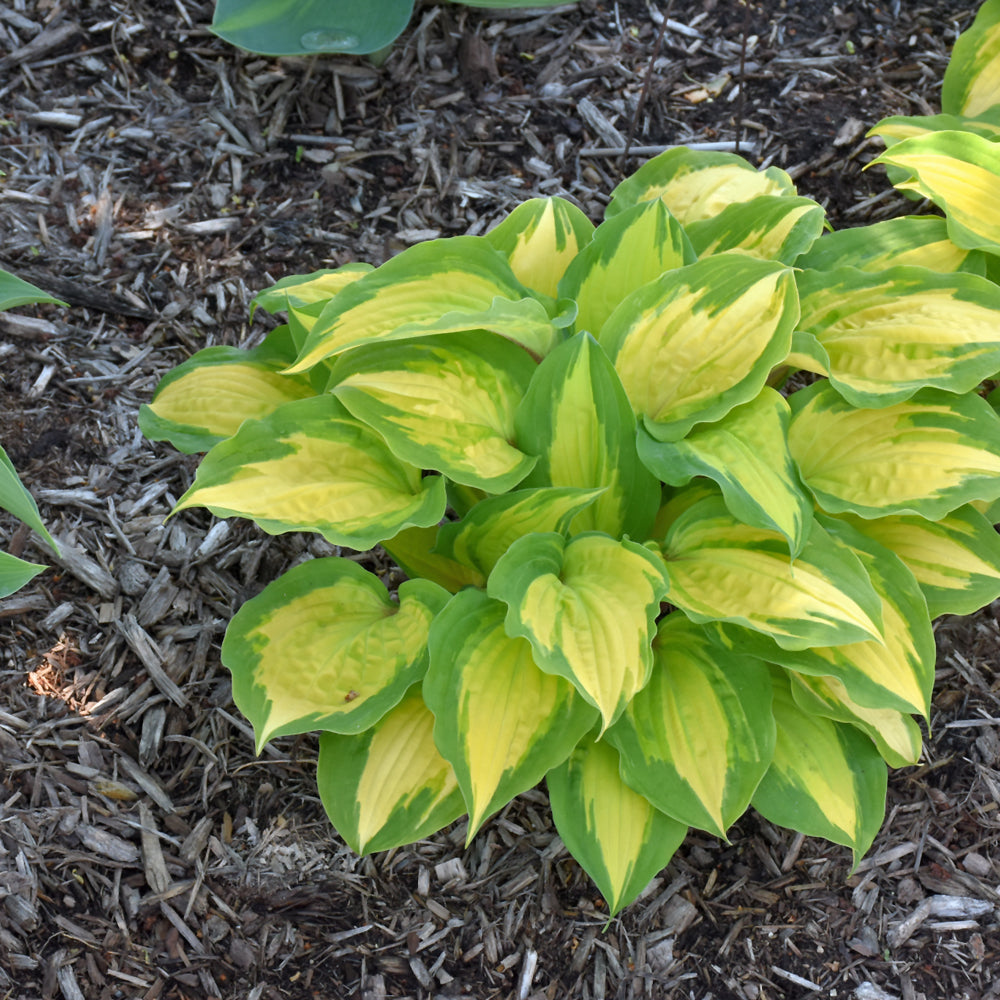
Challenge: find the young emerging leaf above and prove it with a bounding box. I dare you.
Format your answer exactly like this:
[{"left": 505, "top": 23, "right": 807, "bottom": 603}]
[
  {"left": 683, "top": 195, "right": 826, "bottom": 264},
  {"left": 795, "top": 265, "right": 1000, "bottom": 407},
  {"left": 0, "top": 268, "right": 64, "bottom": 310},
  {"left": 637, "top": 388, "right": 813, "bottom": 556},
  {"left": 661, "top": 495, "right": 883, "bottom": 650},
  {"left": 253, "top": 264, "right": 373, "bottom": 314},
  {"left": 0, "top": 445, "right": 58, "bottom": 553},
  {"left": 223, "top": 558, "right": 450, "bottom": 750},
  {"left": 604, "top": 147, "right": 796, "bottom": 225},
  {"left": 0, "top": 551, "right": 46, "bottom": 599},
  {"left": 435, "top": 487, "right": 604, "bottom": 578},
  {"left": 285, "top": 236, "right": 561, "bottom": 371},
  {"left": 317, "top": 692, "right": 465, "bottom": 855},
  {"left": 869, "top": 132, "right": 1000, "bottom": 256},
  {"left": 941, "top": 0, "right": 1000, "bottom": 119},
  {"left": 330, "top": 331, "right": 538, "bottom": 492},
  {"left": 424, "top": 589, "right": 598, "bottom": 837},
  {"left": 796, "top": 216, "right": 985, "bottom": 276},
  {"left": 789, "top": 673, "right": 923, "bottom": 769},
  {"left": 514, "top": 332, "right": 660, "bottom": 539},
  {"left": 602, "top": 253, "right": 799, "bottom": 442},
  {"left": 486, "top": 197, "right": 595, "bottom": 298},
  {"left": 838, "top": 506, "right": 1000, "bottom": 619},
  {"left": 174, "top": 395, "right": 447, "bottom": 549},
  {"left": 752, "top": 669, "right": 888, "bottom": 866},
  {"left": 788, "top": 382, "right": 1000, "bottom": 519},
  {"left": 606, "top": 614, "right": 774, "bottom": 839},
  {"left": 558, "top": 199, "right": 695, "bottom": 338},
  {"left": 488, "top": 532, "right": 670, "bottom": 731},
  {"left": 548, "top": 737, "right": 688, "bottom": 917}
]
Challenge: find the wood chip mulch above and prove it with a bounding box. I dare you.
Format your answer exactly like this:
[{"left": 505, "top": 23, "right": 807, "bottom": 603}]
[{"left": 2, "top": 1, "right": 999, "bottom": 998}]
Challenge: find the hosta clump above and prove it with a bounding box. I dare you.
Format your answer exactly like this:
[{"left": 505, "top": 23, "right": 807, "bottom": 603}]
[{"left": 141, "top": 146, "right": 1000, "bottom": 915}]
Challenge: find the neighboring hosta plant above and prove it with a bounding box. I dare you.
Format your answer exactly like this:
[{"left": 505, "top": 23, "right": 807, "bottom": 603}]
[
  {"left": 211, "top": 0, "right": 573, "bottom": 57},
  {"left": 0, "top": 269, "right": 61, "bottom": 596},
  {"left": 142, "top": 145, "right": 1000, "bottom": 916}
]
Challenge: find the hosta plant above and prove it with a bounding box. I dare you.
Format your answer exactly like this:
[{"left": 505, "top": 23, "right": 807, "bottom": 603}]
[
  {"left": 141, "top": 146, "right": 1000, "bottom": 916},
  {"left": 0, "top": 269, "right": 61, "bottom": 596},
  {"left": 211, "top": 0, "right": 573, "bottom": 58}
]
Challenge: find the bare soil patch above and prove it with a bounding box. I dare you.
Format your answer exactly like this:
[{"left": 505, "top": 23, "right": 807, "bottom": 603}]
[{"left": 2, "top": 2, "right": 999, "bottom": 998}]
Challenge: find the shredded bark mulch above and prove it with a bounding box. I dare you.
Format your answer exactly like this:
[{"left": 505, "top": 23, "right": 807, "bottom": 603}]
[{"left": 2, "top": 1, "right": 999, "bottom": 998}]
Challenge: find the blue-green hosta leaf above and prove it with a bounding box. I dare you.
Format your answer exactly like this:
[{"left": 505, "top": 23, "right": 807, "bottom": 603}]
[
  {"left": 317, "top": 692, "right": 465, "bottom": 855},
  {"left": 424, "top": 589, "right": 598, "bottom": 837},
  {"left": 435, "top": 487, "right": 604, "bottom": 578},
  {"left": 601, "top": 253, "right": 799, "bottom": 442},
  {"left": 222, "top": 558, "right": 449, "bottom": 750},
  {"left": 173, "top": 395, "right": 447, "bottom": 549},
  {"left": 787, "top": 381, "right": 1000, "bottom": 519},
  {"left": 661, "top": 495, "right": 883, "bottom": 650},
  {"left": 752, "top": 669, "right": 887, "bottom": 866},
  {"left": 381, "top": 525, "right": 486, "bottom": 594},
  {"left": 514, "top": 332, "right": 660, "bottom": 539},
  {"left": 715, "top": 516, "right": 934, "bottom": 717},
  {"left": 211, "top": 0, "right": 414, "bottom": 56},
  {"left": 253, "top": 264, "right": 373, "bottom": 314},
  {"left": 789, "top": 673, "right": 923, "bottom": 769},
  {"left": 941, "top": 0, "right": 1000, "bottom": 120},
  {"left": 330, "top": 331, "right": 538, "bottom": 492},
  {"left": 606, "top": 614, "right": 774, "bottom": 839},
  {"left": 139, "top": 338, "right": 317, "bottom": 454},
  {"left": 547, "top": 738, "right": 688, "bottom": 917},
  {"left": 637, "top": 388, "right": 813, "bottom": 556},
  {"left": 683, "top": 195, "right": 826, "bottom": 264},
  {"left": 558, "top": 199, "right": 695, "bottom": 338},
  {"left": 795, "top": 216, "right": 986, "bottom": 276},
  {"left": 869, "top": 132, "right": 1000, "bottom": 257},
  {"left": 838, "top": 505, "right": 1000, "bottom": 619},
  {"left": 486, "top": 197, "right": 595, "bottom": 298},
  {"left": 795, "top": 266, "right": 1000, "bottom": 407},
  {"left": 604, "top": 147, "right": 796, "bottom": 225},
  {"left": 0, "top": 444, "right": 57, "bottom": 552},
  {"left": 285, "top": 236, "right": 562, "bottom": 371},
  {"left": 0, "top": 551, "right": 46, "bottom": 599},
  {"left": 487, "top": 532, "right": 670, "bottom": 731}
]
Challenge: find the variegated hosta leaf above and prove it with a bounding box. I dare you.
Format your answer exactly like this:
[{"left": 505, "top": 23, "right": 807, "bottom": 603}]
[
  {"left": 424, "top": 589, "right": 599, "bottom": 837},
  {"left": 486, "top": 197, "right": 595, "bottom": 298},
  {"left": 839, "top": 505, "right": 1000, "bottom": 619},
  {"left": 514, "top": 332, "right": 660, "bottom": 539},
  {"left": 789, "top": 673, "right": 923, "bottom": 769},
  {"left": 602, "top": 253, "right": 799, "bottom": 442},
  {"left": 716, "top": 516, "right": 934, "bottom": 717},
  {"left": 285, "top": 236, "right": 563, "bottom": 371},
  {"left": 869, "top": 132, "right": 1000, "bottom": 256},
  {"left": 794, "top": 265, "right": 1000, "bottom": 407},
  {"left": 787, "top": 381, "right": 1000, "bottom": 520},
  {"left": 683, "top": 195, "right": 826, "bottom": 265},
  {"left": 637, "top": 387, "right": 813, "bottom": 556},
  {"left": 661, "top": 495, "right": 883, "bottom": 650},
  {"left": 547, "top": 737, "right": 688, "bottom": 917},
  {"left": 558, "top": 199, "right": 695, "bottom": 338},
  {"left": 435, "top": 487, "right": 604, "bottom": 578},
  {"left": 606, "top": 614, "right": 774, "bottom": 839},
  {"left": 870, "top": 113, "right": 1000, "bottom": 146},
  {"left": 0, "top": 551, "right": 46, "bottom": 599},
  {"left": 381, "top": 525, "right": 486, "bottom": 594},
  {"left": 316, "top": 692, "right": 465, "bottom": 855},
  {"left": 330, "top": 331, "right": 538, "bottom": 492},
  {"left": 604, "top": 146, "right": 796, "bottom": 226},
  {"left": 139, "top": 338, "right": 316, "bottom": 454},
  {"left": 222, "top": 558, "right": 450, "bottom": 750},
  {"left": 795, "top": 216, "right": 985, "bottom": 276},
  {"left": 173, "top": 395, "right": 447, "bottom": 549},
  {"left": 253, "top": 264, "right": 373, "bottom": 314},
  {"left": 487, "top": 531, "right": 670, "bottom": 731},
  {"left": 941, "top": 0, "right": 1000, "bottom": 120},
  {"left": 752, "top": 669, "right": 888, "bottom": 866}
]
